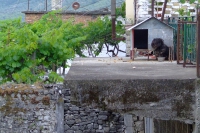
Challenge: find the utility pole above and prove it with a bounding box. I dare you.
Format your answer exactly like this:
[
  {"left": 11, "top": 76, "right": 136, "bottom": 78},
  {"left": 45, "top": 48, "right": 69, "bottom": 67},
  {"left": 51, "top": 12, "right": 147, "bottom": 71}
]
[
  {"left": 45, "top": 0, "right": 48, "bottom": 11},
  {"left": 111, "top": 0, "right": 116, "bottom": 40},
  {"left": 28, "top": 0, "right": 30, "bottom": 11},
  {"left": 151, "top": 0, "right": 154, "bottom": 17},
  {"left": 161, "top": 0, "right": 167, "bottom": 21},
  {"left": 111, "top": 0, "right": 125, "bottom": 40},
  {"left": 197, "top": 6, "right": 200, "bottom": 77}
]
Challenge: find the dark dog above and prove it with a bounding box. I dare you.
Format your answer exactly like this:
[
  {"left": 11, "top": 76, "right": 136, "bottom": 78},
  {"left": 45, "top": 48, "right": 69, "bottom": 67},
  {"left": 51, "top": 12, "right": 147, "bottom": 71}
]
[{"left": 151, "top": 38, "right": 169, "bottom": 60}]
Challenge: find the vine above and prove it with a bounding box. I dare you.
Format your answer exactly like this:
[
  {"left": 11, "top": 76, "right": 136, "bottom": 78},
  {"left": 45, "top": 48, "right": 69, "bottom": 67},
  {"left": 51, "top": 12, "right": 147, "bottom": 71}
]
[
  {"left": 0, "top": 11, "right": 86, "bottom": 84},
  {"left": 0, "top": 10, "right": 125, "bottom": 84}
]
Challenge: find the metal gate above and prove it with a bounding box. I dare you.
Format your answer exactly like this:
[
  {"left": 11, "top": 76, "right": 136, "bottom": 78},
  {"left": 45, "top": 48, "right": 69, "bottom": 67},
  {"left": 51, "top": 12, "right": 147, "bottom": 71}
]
[
  {"left": 197, "top": 8, "right": 200, "bottom": 77},
  {"left": 177, "top": 18, "right": 196, "bottom": 67},
  {"left": 169, "top": 16, "right": 196, "bottom": 66},
  {"left": 168, "top": 17, "right": 178, "bottom": 60},
  {"left": 154, "top": 119, "right": 193, "bottom": 133},
  {"left": 168, "top": 14, "right": 200, "bottom": 77}
]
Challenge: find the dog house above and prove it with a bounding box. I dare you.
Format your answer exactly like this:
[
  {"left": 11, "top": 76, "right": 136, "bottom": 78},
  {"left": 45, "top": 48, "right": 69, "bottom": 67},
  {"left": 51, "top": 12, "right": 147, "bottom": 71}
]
[{"left": 127, "top": 17, "right": 174, "bottom": 60}]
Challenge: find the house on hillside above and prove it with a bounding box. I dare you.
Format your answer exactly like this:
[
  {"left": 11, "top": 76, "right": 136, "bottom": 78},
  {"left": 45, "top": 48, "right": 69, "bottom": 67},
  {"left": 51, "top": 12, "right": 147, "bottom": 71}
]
[
  {"left": 125, "top": 0, "right": 197, "bottom": 24},
  {"left": 22, "top": 10, "right": 110, "bottom": 24},
  {"left": 22, "top": 0, "right": 110, "bottom": 24}
]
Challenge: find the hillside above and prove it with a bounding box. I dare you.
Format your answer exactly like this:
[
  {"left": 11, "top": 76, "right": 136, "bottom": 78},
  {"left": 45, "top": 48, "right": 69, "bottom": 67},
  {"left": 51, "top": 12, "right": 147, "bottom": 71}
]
[{"left": 0, "top": 0, "right": 124, "bottom": 21}]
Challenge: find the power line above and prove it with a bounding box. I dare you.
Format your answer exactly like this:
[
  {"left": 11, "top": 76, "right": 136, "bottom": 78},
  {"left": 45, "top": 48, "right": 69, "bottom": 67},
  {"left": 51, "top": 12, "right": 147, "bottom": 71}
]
[
  {"left": 76, "top": 0, "right": 124, "bottom": 19},
  {"left": 79, "top": 0, "right": 124, "bottom": 11},
  {"left": 0, "top": 0, "right": 124, "bottom": 20},
  {"left": 0, "top": 0, "right": 26, "bottom": 13},
  {"left": 0, "top": 0, "right": 124, "bottom": 13},
  {"left": 11, "top": 0, "right": 21, "bottom": 13}
]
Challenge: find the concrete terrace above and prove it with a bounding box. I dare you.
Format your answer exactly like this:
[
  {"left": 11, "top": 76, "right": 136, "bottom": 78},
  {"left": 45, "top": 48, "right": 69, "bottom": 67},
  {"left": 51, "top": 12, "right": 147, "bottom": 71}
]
[
  {"left": 64, "top": 57, "right": 198, "bottom": 124},
  {"left": 65, "top": 57, "right": 196, "bottom": 80}
]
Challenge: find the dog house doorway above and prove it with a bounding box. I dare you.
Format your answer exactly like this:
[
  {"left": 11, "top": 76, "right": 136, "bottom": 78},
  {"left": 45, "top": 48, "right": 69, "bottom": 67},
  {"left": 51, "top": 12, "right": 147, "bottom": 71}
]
[{"left": 134, "top": 29, "right": 148, "bottom": 49}]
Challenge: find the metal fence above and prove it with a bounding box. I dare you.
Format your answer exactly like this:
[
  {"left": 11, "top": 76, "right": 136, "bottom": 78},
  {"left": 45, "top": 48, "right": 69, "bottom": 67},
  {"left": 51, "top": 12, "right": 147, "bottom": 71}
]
[
  {"left": 168, "top": 12, "right": 200, "bottom": 77},
  {"left": 168, "top": 17, "right": 196, "bottom": 67},
  {"left": 197, "top": 8, "right": 200, "bottom": 77},
  {"left": 154, "top": 119, "right": 193, "bottom": 133},
  {"left": 168, "top": 17, "right": 178, "bottom": 60}
]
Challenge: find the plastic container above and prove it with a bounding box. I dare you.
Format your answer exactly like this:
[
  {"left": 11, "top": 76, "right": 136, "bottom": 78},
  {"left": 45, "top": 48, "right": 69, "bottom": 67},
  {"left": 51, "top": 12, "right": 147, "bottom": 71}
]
[{"left": 157, "top": 57, "right": 165, "bottom": 62}]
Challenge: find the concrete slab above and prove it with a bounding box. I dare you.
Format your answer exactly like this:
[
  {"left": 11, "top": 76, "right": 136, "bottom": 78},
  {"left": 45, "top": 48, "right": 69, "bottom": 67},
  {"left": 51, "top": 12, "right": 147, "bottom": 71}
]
[
  {"left": 64, "top": 57, "right": 197, "bottom": 123},
  {"left": 65, "top": 57, "right": 196, "bottom": 80}
]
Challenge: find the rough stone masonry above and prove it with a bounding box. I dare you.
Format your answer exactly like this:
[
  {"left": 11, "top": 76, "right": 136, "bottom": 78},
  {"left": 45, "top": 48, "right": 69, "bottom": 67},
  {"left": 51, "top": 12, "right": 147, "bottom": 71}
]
[
  {"left": 0, "top": 83, "right": 146, "bottom": 133},
  {"left": 0, "top": 57, "right": 199, "bottom": 133},
  {"left": 64, "top": 57, "right": 199, "bottom": 132}
]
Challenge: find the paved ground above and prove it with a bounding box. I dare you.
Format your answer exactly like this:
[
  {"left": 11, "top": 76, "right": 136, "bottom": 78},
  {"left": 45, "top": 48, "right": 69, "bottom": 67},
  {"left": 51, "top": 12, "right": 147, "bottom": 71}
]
[{"left": 65, "top": 57, "right": 196, "bottom": 80}]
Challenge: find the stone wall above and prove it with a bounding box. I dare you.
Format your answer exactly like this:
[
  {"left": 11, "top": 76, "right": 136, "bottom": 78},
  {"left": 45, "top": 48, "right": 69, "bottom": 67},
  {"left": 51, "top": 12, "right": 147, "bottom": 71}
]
[
  {"left": 125, "top": 27, "right": 132, "bottom": 57},
  {"left": 22, "top": 11, "right": 110, "bottom": 24},
  {"left": 0, "top": 78, "right": 197, "bottom": 133},
  {"left": 24, "top": 13, "right": 44, "bottom": 23},
  {"left": 0, "top": 84, "right": 56, "bottom": 133},
  {"left": 0, "top": 83, "right": 146, "bottom": 133},
  {"left": 195, "top": 79, "right": 200, "bottom": 133},
  {"left": 63, "top": 88, "right": 145, "bottom": 133},
  {"left": 65, "top": 79, "right": 196, "bottom": 123}
]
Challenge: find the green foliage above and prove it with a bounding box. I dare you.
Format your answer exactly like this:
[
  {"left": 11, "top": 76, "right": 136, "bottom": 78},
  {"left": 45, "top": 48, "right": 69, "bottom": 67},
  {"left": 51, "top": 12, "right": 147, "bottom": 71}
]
[
  {"left": 116, "top": 2, "right": 126, "bottom": 18},
  {"left": 0, "top": 11, "right": 86, "bottom": 84},
  {"left": 179, "top": 0, "right": 198, "bottom": 4},
  {"left": 177, "top": 8, "right": 192, "bottom": 17},
  {"left": 12, "top": 68, "right": 40, "bottom": 84},
  {"left": 83, "top": 16, "right": 125, "bottom": 57},
  {"left": 180, "top": 0, "right": 186, "bottom": 4},
  {"left": 187, "top": 44, "right": 195, "bottom": 53},
  {"left": 189, "top": 0, "right": 195, "bottom": 4},
  {"left": 0, "top": 11, "right": 125, "bottom": 84},
  {"left": 48, "top": 71, "right": 64, "bottom": 83},
  {"left": 177, "top": 8, "right": 185, "bottom": 16}
]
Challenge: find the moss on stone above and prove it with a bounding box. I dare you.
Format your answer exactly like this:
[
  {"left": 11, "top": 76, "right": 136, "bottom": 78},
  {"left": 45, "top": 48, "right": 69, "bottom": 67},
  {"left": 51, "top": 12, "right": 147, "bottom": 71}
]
[
  {"left": 42, "top": 96, "right": 50, "bottom": 105},
  {"left": 30, "top": 97, "right": 39, "bottom": 104},
  {"left": 0, "top": 95, "right": 27, "bottom": 116}
]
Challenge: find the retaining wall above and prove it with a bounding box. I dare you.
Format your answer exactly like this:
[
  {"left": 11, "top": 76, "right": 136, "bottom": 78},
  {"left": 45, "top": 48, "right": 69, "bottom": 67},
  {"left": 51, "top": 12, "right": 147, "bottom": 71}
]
[
  {"left": 0, "top": 84, "right": 56, "bottom": 133},
  {"left": 0, "top": 84, "right": 145, "bottom": 133}
]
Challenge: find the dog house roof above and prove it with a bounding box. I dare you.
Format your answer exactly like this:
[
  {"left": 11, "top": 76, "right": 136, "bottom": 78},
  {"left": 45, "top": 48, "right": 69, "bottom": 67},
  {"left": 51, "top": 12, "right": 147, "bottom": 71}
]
[{"left": 127, "top": 17, "right": 174, "bottom": 31}]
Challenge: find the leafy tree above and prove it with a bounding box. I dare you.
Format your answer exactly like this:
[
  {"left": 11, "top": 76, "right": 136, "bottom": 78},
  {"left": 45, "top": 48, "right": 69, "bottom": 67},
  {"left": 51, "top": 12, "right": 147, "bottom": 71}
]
[
  {"left": 83, "top": 16, "right": 125, "bottom": 57},
  {"left": 179, "top": 0, "right": 199, "bottom": 4},
  {"left": 0, "top": 9, "right": 126, "bottom": 84},
  {"left": 0, "top": 11, "right": 86, "bottom": 84},
  {"left": 116, "top": 2, "right": 126, "bottom": 18}
]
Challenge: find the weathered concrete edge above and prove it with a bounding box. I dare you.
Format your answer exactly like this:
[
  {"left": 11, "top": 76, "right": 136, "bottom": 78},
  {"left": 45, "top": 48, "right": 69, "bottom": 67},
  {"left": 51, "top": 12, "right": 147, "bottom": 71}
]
[
  {"left": 195, "top": 79, "right": 200, "bottom": 133},
  {"left": 64, "top": 79, "right": 196, "bottom": 123}
]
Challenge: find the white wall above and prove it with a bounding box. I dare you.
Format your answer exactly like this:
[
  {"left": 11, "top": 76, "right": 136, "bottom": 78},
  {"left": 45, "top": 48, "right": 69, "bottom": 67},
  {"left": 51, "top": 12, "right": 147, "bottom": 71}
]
[
  {"left": 136, "top": 0, "right": 151, "bottom": 23},
  {"left": 126, "top": 0, "right": 135, "bottom": 24}
]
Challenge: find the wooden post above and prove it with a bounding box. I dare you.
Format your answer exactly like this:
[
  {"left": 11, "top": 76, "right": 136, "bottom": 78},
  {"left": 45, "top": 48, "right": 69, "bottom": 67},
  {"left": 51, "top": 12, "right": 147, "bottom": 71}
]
[
  {"left": 45, "top": 0, "right": 47, "bottom": 11},
  {"left": 56, "top": 88, "right": 64, "bottom": 133},
  {"left": 197, "top": 6, "right": 200, "bottom": 77},
  {"left": 177, "top": 20, "right": 180, "bottom": 64},
  {"left": 161, "top": 0, "right": 167, "bottom": 21},
  {"left": 151, "top": 0, "right": 154, "bottom": 17},
  {"left": 28, "top": 0, "right": 30, "bottom": 11}
]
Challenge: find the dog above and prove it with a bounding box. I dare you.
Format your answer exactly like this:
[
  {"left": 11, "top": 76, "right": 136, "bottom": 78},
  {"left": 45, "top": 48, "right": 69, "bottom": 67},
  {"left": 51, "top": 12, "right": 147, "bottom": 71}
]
[{"left": 151, "top": 38, "right": 169, "bottom": 60}]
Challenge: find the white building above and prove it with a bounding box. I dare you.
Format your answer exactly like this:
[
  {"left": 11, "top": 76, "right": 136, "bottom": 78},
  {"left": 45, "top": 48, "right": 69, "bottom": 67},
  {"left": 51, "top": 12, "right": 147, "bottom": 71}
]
[
  {"left": 126, "top": 0, "right": 197, "bottom": 23},
  {"left": 125, "top": 0, "right": 197, "bottom": 56}
]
